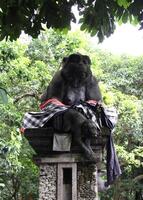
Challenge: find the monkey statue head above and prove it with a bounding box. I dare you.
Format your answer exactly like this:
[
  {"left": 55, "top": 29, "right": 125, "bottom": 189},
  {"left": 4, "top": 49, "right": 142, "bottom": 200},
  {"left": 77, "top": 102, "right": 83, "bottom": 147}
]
[{"left": 61, "top": 53, "right": 92, "bottom": 88}]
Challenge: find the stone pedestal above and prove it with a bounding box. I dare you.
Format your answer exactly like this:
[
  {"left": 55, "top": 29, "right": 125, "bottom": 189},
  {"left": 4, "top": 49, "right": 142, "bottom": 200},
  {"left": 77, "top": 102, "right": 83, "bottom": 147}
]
[
  {"left": 34, "top": 154, "right": 98, "bottom": 200},
  {"left": 24, "top": 128, "right": 106, "bottom": 200}
]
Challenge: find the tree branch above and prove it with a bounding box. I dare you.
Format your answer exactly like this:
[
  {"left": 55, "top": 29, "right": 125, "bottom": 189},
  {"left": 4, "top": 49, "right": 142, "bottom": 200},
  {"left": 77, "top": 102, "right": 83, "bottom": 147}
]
[
  {"left": 14, "top": 92, "right": 39, "bottom": 103},
  {"left": 134, "top": 175, "right": 143, "bottom": 182}
]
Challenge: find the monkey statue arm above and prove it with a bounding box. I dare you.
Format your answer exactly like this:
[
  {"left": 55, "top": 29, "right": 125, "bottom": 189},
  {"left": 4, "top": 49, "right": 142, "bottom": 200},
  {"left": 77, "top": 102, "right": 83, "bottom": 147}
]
[
  {"left": 40, "top": 71, "right": 65, "bottom": 103},
  {"left": 86, "top": 76, "right": 102, "bottom": 102}
]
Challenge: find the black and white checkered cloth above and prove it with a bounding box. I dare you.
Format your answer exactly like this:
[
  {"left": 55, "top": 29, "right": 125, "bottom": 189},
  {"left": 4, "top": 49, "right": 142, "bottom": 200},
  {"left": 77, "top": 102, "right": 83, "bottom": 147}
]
[
  {"left": 22, "top": 102, "right": 68, "bottom": 129},
  {"left": 22, "top": 99, "right": 117, "bottom": 132}
]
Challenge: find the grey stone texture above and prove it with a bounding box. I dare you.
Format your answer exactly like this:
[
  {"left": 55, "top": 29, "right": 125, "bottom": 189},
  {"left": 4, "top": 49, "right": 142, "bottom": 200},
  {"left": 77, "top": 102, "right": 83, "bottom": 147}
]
[
  {"left": 39, "top": 164, "right": 57, "bottom": 200},
  {"left": 77, "top": 164, "right": 98, "bottom": 200},
  {"left": 38, "top": 158, "right": 98, "bottom": 200}
]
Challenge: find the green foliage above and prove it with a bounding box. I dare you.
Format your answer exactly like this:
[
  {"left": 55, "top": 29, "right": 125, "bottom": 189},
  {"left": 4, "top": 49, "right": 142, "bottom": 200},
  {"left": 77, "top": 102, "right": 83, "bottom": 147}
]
[
  {"left": 0, "top": 29, "right": 143, "bottom": 199},
  {"left": 91, "top": 49, "right": 143, "bottom": 200},
  {"left": 0, "top": 132, "right": 39, "bottom": 200},
  {"left": 0, "top": 0, "right": 143, "bottom": 42},
  {"left": 96, "top": 52, "right": 143, "bottom": 99},
  {"left": 0, "top": 132, "right": 22, "bottom": 199}
]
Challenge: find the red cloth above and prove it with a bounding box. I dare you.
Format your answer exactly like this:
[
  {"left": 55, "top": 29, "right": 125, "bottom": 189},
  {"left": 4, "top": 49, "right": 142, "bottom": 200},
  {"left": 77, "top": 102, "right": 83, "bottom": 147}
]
[{"left": 40, "top": 98, "right": 66, "bottom": 110}]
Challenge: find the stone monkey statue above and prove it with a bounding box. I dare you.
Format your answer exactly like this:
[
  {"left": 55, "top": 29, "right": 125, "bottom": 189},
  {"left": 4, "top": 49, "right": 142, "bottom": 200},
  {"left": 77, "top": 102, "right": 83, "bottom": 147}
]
[{"left": 41, "top": 53, "right": 102, "bottom": 161}]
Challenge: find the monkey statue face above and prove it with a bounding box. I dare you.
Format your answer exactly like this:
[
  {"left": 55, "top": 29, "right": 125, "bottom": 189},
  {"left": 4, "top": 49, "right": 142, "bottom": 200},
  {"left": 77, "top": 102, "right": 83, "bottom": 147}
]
[{"left": 61, "top": 53, "right": 92, "bottom": 88}]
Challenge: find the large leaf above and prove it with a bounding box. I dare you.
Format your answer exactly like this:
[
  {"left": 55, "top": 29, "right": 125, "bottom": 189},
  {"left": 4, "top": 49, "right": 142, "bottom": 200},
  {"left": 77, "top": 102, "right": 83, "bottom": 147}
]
[
  {"left": 0, "top": 88, "right": 8, "bottom": 104},
  {"left": 117, "top": 0, "right": 131, "bottom": 8}
]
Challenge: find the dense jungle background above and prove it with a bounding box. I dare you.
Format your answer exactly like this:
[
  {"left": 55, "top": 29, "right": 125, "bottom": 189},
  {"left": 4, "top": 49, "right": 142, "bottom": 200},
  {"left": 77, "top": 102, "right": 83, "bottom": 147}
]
[{"left": 0, "top": 29, "right": 143, "bottom": 200}]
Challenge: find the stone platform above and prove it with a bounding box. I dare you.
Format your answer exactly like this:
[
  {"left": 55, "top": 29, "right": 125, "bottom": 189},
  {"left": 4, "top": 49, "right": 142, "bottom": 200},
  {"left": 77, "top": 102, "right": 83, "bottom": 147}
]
[{"left": 24, "top": 128, "right": 107, "bottom": 156}]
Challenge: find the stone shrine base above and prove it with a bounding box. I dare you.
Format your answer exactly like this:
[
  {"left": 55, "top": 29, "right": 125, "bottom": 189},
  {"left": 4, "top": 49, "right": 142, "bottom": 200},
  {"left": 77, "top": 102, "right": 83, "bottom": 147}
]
[
  {"left": 24, "top": 128, "right": 105, "bottom": 200},
  {"left": 35, "top": 154, "right": 98, "bottom": 200}
]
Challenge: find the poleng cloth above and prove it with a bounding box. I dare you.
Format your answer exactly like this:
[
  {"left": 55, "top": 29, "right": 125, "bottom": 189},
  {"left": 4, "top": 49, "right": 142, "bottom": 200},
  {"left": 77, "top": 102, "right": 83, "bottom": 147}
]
[
  {"left": 22, "top": 98, "right": 101, "bottom": 131},
  {"left": 22, "top": 98, "right": 68, "bottom": 130},
  {"left": 22, "top": 98, "right": 117, "bottom": 132}
]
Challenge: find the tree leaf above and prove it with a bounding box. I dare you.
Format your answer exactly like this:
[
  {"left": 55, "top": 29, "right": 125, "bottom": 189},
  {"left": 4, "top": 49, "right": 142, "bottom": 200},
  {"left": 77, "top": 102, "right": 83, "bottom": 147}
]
[
  {"left": 0, "top": 183, "right": 5, "bottom": 188},
  {"left": 122, "top": 11, "right": 128, "bottom": 23},
  {"left": 117, "top": 0, "right": 131, "bottom": 9},
  {"left": 0, "top": 88, "right": 8, "bottom": 104}
]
